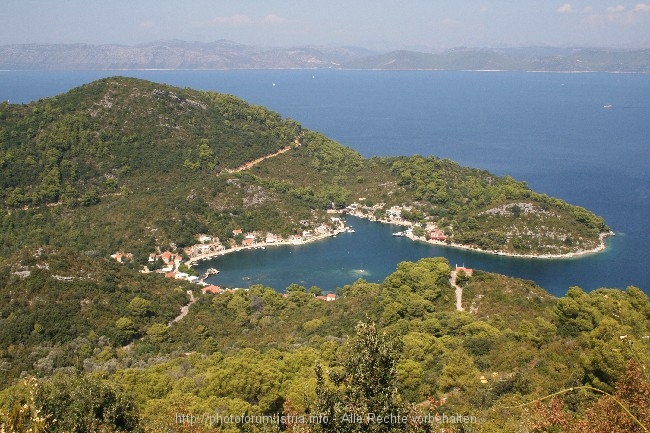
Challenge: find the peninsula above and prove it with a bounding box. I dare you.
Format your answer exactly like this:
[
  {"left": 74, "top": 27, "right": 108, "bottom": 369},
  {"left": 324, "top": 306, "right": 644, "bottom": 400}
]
[
  {"left": 2, "top": 77, "right": 647, "bottom": 433},
  {"left": 0, "top": 77, "right": 610, "bottom": 268}
]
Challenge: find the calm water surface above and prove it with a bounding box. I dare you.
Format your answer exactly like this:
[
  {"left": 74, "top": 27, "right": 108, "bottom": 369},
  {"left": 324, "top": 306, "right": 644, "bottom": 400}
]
[{"left": 2, "top": 70, "right": 648, "bottom": 295}]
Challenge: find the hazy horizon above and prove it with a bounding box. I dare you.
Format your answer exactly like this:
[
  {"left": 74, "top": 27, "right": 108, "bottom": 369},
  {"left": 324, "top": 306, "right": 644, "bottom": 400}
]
[{"left": 3, "top": 1, "right": 650, "bottom": 51}]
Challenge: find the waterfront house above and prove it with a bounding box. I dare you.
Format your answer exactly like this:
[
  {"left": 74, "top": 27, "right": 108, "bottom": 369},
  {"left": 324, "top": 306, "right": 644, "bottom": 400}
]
[
  {"left": 455, "top": 265, "right": 473, "bottom": 276},
  {"left": 315, "top": 225, "right": 330, "bottom": 235},
  {"left": 429, "top": 229, "right": 447, "bottom": 241},
  {"left": 201, "top": 285, "right": 223, "bottom": 294}
]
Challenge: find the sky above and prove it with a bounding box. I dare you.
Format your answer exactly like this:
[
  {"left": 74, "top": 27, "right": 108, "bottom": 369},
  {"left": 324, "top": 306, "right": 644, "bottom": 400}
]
[{"left": 2, "top": 0, "right": 650, "bottom": 50}]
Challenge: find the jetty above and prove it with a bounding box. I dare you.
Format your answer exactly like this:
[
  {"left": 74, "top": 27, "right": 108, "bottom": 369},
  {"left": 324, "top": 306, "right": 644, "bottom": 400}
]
[{"left": 200, "top": 268, "right": 219, "bottom": 281}]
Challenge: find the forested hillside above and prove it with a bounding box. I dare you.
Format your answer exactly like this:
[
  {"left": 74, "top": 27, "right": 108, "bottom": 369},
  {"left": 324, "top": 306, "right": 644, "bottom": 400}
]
[
  {"left": 1, "top": 257, "right": 649, "bottom": 432},
  {"left": 1, "top": 78, "right": 643, "bottom": 432},
  {"left": 1, "top": 77, "right": 608, "bottom": 260}
]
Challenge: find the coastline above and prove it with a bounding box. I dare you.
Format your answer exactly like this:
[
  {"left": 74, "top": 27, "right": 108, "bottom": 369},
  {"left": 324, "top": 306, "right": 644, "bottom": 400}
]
[
  {"left": 186, "top": 225, "right": 350, "bottom": 266},
  {"left": 185, "top": 211, "right": 613, "bottom": 267},
  {"left": 345, "top": 211, "right": 614, "bottom": 260},
  {"left": 403, "top": 228, "right": 614, "bottom": 260}
]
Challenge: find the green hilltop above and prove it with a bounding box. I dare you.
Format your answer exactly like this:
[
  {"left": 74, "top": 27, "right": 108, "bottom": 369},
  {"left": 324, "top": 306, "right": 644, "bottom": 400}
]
[
  {"left": 1, "top": 76, "right": 609, "bottom": 262},
  {"left": 1, "top": 78, "right": 646, "bottom": 433}
]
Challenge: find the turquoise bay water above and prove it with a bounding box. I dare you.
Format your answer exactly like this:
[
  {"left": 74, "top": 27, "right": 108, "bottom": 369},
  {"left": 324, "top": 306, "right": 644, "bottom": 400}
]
[
  {"left": 2, "top": 70, "right": 649, "bottom": 295},
  {"left": 195, "top": 215, "right": 628, "bottom": 294}
]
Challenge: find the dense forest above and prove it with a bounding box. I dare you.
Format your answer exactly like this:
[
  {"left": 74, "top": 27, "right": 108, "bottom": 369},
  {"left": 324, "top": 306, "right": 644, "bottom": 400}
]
[
  {"left": 1, "top": 256, "right": 649, "bottom": 432},
  {"left": 0, "top": 78, "right": 644, "bottom": 432}
]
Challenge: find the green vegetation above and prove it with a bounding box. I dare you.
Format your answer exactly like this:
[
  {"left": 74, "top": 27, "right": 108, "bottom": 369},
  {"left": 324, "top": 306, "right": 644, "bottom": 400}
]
[
  {"left": 1, "top": 257, "right": 648, "bottom": 432},
  {"left": 1, "top": 77, "right": 608, "bottom": 262},
  {"left": 0, "top": 248, "right": 189, "bottom": 387},
  {"left": 0, "top": 78, "right": 642, "bottom": 432}
]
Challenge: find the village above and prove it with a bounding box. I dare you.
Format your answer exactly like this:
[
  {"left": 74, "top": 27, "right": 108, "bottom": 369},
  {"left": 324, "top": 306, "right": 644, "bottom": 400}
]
[
  {"left": 111, "top": 215, "right": 354, "bottom": 300},
  {"left": 341, "top": 201, "right": 451, "bottom": 245},
  {"left": 110, "top": 201, "right": 462, "bottom": 300}
]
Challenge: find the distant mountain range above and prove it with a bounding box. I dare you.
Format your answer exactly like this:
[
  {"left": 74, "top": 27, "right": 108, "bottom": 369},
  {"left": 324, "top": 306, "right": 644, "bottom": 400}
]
[{"left": 1, "top": 40, "right": 649, "bottom": 72}]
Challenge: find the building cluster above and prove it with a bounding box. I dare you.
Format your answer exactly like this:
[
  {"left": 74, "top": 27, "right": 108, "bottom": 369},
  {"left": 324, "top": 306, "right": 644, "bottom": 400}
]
[
  {"left": 148, "top": 251, "right": 202, "bottom": 283},
  {"left": 343, "top": 201, "right": 450, "bottom": 243},
  {"left": 111, "top": 218, "right": 345, "bottom": 298}
]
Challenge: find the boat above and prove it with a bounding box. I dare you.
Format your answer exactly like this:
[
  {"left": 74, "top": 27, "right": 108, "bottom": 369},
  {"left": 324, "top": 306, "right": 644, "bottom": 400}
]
[
  {"left": 392, "top": 231, "right": 405, "bottom": 236},
  {"left": 603, "top": 104, "right": 613, "bottom": 109}
]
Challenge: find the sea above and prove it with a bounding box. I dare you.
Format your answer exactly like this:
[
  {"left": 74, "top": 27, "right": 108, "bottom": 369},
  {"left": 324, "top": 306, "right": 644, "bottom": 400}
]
[{"left": 1, "top": 69, "right": 649, "bottom": 296}]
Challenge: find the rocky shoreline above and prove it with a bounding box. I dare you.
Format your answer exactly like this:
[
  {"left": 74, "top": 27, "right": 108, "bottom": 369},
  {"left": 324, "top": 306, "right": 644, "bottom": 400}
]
[
  {"left": 403, "top": 228, "right": 614, "bottom": 260},
  {"left": 186, "top": 210, "right": 612, "bottom": 268},
  {"left": 345, "top": 210, "right": 614, "bottom": 260}
]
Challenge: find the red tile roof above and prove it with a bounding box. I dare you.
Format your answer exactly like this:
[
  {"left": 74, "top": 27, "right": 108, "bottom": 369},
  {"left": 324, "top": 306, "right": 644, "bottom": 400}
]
[{"left": 202, "top": 285, "right": 222, "bottom": 294}]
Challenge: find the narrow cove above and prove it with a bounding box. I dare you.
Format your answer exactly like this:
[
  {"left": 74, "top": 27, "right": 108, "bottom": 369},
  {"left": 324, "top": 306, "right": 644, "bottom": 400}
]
[{"left": 194, "top": 215, "right": 614, "bottom": 296}]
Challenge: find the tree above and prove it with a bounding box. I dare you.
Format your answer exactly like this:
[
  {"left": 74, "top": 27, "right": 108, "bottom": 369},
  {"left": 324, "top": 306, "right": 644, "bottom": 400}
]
[
  {"left": 115, "top": 317, "right": 137, "bottom": 345},
  {"left": 128, "top": 296, "right": 153, "bottom": 317},
  {"left": 312, "top": 319, "right": 408, "bottom": 432},
  {"left": 146, "top": 323, "right": 168, "bottom": 343},
  {"left": 0, "top": 375, "right": 142, "bottom": 433},
  {"left": 554, "top": 286, "right": 598, "bottom": 337}
]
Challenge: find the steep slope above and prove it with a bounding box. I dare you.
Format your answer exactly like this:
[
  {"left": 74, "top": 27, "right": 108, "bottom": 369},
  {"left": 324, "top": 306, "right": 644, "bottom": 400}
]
[{"left": 0, "top": 77, "right": 304, "bottom": 255}]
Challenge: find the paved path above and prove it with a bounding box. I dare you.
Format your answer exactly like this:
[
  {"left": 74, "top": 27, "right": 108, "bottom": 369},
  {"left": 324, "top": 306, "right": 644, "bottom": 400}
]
[
  {"left": 169, "top": 290, "right": 196, "bottom": 326},
  {"left": 450, "top": 271, "right": 464, "bottom": 312}
]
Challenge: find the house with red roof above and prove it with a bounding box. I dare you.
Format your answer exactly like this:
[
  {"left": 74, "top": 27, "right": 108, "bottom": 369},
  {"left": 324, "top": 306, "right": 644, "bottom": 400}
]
[
  {"left": 455, "top": 265, "right": 473, "bottom": 277},
  {"left": 429, "top": 229, "right": 447, "bottom": 241},
  {"left": 110, "top": 253, "right": 124, "bottom": 263},
  {"left": 201, "top": 285, "right": 223, "bottom": 294}
]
